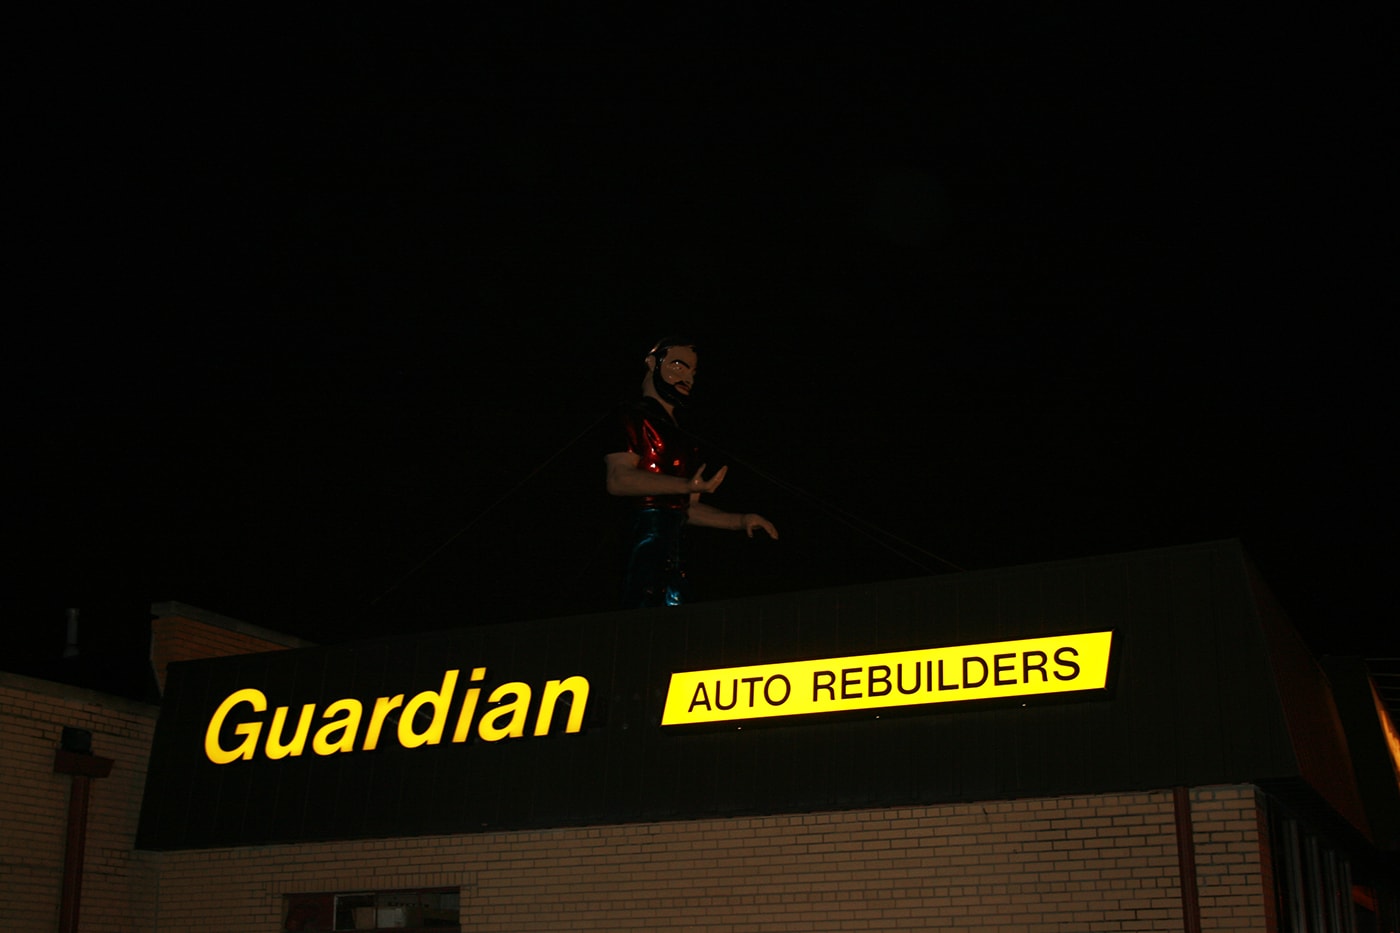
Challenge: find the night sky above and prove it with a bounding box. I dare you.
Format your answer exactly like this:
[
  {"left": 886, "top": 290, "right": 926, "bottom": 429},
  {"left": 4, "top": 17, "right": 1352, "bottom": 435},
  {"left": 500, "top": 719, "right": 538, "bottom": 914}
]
[{"left": 10, "top": 9, "right": 1395, "bottom": 691}]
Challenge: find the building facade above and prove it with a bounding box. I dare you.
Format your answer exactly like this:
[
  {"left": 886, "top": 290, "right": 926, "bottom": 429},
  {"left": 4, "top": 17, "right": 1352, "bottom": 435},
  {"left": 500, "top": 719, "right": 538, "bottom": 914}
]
[{"left": 4, "top": 540, "right": 1397, "bottom": 931}]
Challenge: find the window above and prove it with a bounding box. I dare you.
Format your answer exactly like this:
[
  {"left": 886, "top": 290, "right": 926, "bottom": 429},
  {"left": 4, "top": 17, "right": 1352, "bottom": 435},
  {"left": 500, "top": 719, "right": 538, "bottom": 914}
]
[
  {"left": 283, "top": 887, "right": 460, "bottom": 931},
  {"left": 1268, "top": 801, "right": 1357, "bottom": 933}
]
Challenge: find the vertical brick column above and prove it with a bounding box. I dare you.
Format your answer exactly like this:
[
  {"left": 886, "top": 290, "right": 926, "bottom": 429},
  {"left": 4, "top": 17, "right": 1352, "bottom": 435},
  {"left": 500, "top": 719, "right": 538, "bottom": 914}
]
[{"left": 1191, "top": 785, "right": 1275, "bottom": 932}]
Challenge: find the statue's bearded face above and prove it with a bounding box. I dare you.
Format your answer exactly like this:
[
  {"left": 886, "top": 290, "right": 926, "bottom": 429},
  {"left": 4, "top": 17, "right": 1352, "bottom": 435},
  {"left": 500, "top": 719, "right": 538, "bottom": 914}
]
[{"left": 649, "top": 344, "right": 697, "bottom": 407}]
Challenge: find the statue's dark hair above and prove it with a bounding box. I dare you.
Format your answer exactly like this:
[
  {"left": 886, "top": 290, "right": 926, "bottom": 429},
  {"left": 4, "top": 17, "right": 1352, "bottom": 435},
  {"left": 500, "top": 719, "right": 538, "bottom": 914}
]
[{"left": 647, "top": 335, "right": 697, "bottom": 362}]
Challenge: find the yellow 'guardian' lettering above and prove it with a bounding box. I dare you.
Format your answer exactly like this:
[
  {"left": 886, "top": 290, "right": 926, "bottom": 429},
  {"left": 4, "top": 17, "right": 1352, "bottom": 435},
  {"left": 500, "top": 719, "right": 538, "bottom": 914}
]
[
  {"left": 202, "top": 667, "right": 590, "bottom": 764},
  {"left": 205, "top": 688, "right": 267, "bottom": 764}
]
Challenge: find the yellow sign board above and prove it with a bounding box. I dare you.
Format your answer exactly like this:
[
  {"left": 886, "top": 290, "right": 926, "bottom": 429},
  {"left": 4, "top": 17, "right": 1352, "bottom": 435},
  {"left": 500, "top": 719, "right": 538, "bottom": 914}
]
[{"left": 661, "top": 631, "right": 1114, "bottom": 726}]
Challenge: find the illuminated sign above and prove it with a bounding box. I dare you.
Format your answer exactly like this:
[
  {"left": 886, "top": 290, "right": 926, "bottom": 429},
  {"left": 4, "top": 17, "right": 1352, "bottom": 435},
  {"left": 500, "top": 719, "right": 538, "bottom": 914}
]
[
  {"left": 203, "top": 667, "right": 590, "bottom": 764},
  {"left": 662, "top": 631, "right": 1114, "bottom": 726}
]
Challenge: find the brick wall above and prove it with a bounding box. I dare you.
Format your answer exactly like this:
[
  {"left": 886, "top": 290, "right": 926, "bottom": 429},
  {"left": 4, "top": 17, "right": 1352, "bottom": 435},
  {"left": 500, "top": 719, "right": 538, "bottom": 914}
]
[
  {"left": 149, "top": 602, "right": 309, "bottom": 694},
  {"left": 1191, "top": 785, "right": 1276, "bottom": 932},
  {"left": 0, "top": 606, "right": 307, "bottom": 933},
  {"left": 146, "top": 787, "right": 1273, "bottom": 932},
  {"left": 0, "top": 672, "right": 161, "bottom": 933}
]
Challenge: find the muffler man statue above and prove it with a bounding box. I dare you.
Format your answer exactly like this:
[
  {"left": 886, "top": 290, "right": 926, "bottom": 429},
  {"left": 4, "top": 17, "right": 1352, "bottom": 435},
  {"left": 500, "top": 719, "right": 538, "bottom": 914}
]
[{"left": 604, "top": 336, "right": 778, "bottom": 608}]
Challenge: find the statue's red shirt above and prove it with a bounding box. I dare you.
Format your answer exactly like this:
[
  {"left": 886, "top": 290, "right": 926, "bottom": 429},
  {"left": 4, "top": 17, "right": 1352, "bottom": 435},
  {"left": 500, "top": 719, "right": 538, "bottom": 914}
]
[{"left": 613, "top": 397, "right": 700, "bottom": 511}]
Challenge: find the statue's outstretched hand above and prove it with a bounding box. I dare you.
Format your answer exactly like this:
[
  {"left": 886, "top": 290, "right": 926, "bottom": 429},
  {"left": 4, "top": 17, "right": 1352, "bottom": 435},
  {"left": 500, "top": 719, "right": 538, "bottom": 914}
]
[
  {"left": 689, "top": 464, "right": 727, "bottom": 494},
  {"left": 741, "top": 514, "right": 778, "bottom": 540}
]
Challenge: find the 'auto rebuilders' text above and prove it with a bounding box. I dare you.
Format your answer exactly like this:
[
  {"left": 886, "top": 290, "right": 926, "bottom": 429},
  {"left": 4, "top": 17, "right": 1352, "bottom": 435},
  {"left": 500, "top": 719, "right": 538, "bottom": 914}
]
[{"left": 662, "top": 632, "right": 1114, "bottom": 726}]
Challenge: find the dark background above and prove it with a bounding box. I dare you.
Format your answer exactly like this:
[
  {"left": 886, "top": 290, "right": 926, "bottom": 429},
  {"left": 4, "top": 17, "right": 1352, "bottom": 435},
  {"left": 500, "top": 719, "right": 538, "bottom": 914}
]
[{"left": 9, "top": 9, "right": 1395, "bottom": 696}]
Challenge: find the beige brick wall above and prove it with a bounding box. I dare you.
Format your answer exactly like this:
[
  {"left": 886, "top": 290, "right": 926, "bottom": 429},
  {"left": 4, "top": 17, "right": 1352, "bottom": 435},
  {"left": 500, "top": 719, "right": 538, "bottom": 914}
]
[
  {"left": 150, "top": 609, "right": 305, "bottom": 695},
  {"left": 0, "top": 673, "right": 161, "bottom": 933},
  {"left": 146, "top": 787, "right": 1273, "bottom": 932},
  {"left": 1191, "top": 785, "right": 1276, "bottom": 932}
]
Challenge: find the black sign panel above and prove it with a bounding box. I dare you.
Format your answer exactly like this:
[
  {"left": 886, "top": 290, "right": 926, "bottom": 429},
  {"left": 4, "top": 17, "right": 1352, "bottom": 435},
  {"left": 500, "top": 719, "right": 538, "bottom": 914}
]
[{"left": 137, "top": 542, "right": 1295, "bottom": 850}]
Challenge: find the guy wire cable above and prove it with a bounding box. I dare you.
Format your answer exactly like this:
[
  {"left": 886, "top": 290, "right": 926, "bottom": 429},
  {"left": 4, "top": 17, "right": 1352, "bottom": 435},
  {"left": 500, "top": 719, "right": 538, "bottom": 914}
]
[
  {"left": 361, "top": 407, "right": 616, "bottom": 611},
  {"left": 685, "top": 429, "right": 966, "bottom": 574}
]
